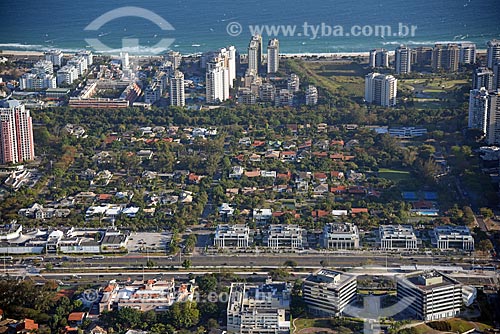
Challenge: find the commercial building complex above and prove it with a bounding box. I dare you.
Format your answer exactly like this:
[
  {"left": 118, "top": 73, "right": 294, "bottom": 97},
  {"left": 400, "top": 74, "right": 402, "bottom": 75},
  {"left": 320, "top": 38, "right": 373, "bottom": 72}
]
[
  {"left": 322, "top": 223, "right": 360, "bottom": 249},
  {"left": 303, "top": 269, "right": 357, "bottom": 317},
  {"left": 379, "top": 225, "right": 418, "bottom": 250}
]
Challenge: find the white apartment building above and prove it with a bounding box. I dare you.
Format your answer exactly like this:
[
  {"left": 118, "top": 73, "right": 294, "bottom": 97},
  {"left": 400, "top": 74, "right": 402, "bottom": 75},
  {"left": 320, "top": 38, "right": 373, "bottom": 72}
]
[
  {"left": 170, "top": 70, "right": 185, "bottom": 106},
  {"left": 227, "top": 282, "right": 291, "bottom": 334},
  {"left": 275, "top": 89, "right": 293, "bottom": 107},
  {"left": 365, "top": 73, "right": 397, "bottom": 107},
  {"left": 473, "top": 67, "right": 494, "bottom": 90},
  {"left": 259, "top": 83, "right": 276, "bottom": 102},
  {"left": 468, "top": 87, "right": 489, "bottom": 136},
  {"left": 379, "top": 225, "right": 418, "bottom": 250},
  {"left": 213, "top": 224, "right": 250, "bottom": 248},
  {"left": 487, "top": 39, "right": 500, "bottom": 69},
  {"left": 303, "top": 269, "right": 357, "bottom": 317},
  {"left": 144, "top": 83, "right": 161, "bottom": 105},
  {"left": 33, "top": 60, "right": 54, "bottom": 74},
  {"left": 265, "top": 224, "right": 303, "bottom": 249},
  {"left": 206, "top": 57, "right": 230, "bottom": 103},
  {"left": 459, "top": 42, "right": 476, "bottom": 65},
  {"left": 287, "top": 73, "right": 300, "bottom": 92},
  {"left": 57, "top": 65, "right": 79, "bottom": 85},
  {"left": 369, "top": 48, "right": 389, "bottom": 68},
  {"left": 44, "top": 49, "right": 63, "bottom": 67},
  {"left": 267, "top": 38, "right": 279, "bottom": 74},
  {"left": 19, "top": 73, "right": 56, "bottom": 90},
  {"left": 322, "top": 222, "right": 360, "bottom": 249},
  {"left": 432, "top": 226, "right": 474, "bottom": 251},
  {"left": 395, "top": 45, "right": 412, "bottom": 74},
  {"left": 397, "top": 271, "right": 462, "bottom": 321},
  {"left": 305, "top": 85, "right": 318, "bottom": 105},
  {"left": 388, "top": 127, "right": 427, "bottom": 138},
  {"left": 248, "top": 35, "right": 262, "bottom": 73}
]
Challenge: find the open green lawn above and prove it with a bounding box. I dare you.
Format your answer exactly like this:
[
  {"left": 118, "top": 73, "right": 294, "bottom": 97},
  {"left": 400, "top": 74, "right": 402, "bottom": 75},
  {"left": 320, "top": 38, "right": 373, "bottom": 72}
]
[
  {"left": 295, "top": 60, "right": 368, "bottom": 97},
  {"left": 446, "top": 318, "right": 476, "bottom": 333},
  {"left": 378, "top": 168, "right": 411, "bottom": 182},
  {"left": 293, "top": 318, "right": 334, "bottom": 331}
]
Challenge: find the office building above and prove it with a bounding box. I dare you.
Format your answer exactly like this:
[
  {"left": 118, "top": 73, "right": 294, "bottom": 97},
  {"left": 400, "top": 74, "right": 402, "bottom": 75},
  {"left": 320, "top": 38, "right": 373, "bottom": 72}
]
[
  {"left": 432, "top": 44, "right": 460, "bottom": 72},
  {"left": 379, "top": 225, "right": 418, "bottom": 250},
  {"left": 397, "top": 271, "right": 462, "bottom": 321},
  {"left": 303, "top": 269, "right": 357, "bottom": 317},
  {"left": 472, "top": 67, "right": 494, "bottom": 90},
  {"left": 267, "top": 39, "right": 280, "bottom": 74},
  {"left": 305, "top": 85, "right": 318, "bottom": 105},
  {"left": 322, "top": 222, "right": 360, "bottom": 249},
  {"left": 432, "top": 226, "right": 474, "bottom": 251},
  {"left": 487, "top": 39, "right": 500, "bottom": 69},
  {"left": 227, "top": 282, "right": 291, "bottom": 334},
  {"left": 459, "top": 43, "right": 476, "bottom": 65},
  {"left": 265, "top": 224, "right": 303, "bottom": 249},
  {"left": 369, "top": 48, "right": 389, "bottom": 68},
  {"left": 395, "top": 45, "right": 412, "bottom": 74},
  {"left": 44, "top": 49, "right": 63, "bottom": 67},
  {"left": 248, "top": 34, "right": 263, "bottom": 73},
  {"left": 364, "top": 73, "right": 397, "bottom": 107},
  {"left": 170, "top": 70, "right": 185, "bottom": 106},
  {"left": 0, "top": 100, "right": 35, "bottom": 165},
  {"left": 468, "top": 87, "right": 489, "bottom": 137},
  {"left": 206, "top": 57, "right": 230, "bottom": 103},
  {"left": 214, "top": 224, "right": 250, "bottom": 248}
]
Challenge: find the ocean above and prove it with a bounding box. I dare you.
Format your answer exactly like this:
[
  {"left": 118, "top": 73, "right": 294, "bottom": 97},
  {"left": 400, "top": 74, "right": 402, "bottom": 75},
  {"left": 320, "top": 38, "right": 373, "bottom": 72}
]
[{"left": 1, "top": 0, "right": 499, "bottom": 55}]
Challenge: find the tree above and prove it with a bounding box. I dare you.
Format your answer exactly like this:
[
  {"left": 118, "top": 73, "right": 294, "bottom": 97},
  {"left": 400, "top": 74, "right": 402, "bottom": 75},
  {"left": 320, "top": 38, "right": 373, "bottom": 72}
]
[
  {"left": 480, "top": 207, "right": 494, "bottom": 219},
  {"left": 477, "top": 239, "right": 493, "bottom": 253},
  {"left": 283, "top": 260, "right": 297, "bottom": 268},
  {"left": 182, "top": 259, "right": 192, "bottom": 269},
  {"left": 167, "top": 301, "right": 199, "bottom": 329},
  {"left": 195, "top": 274, "right": 217, "bottom": 294}
]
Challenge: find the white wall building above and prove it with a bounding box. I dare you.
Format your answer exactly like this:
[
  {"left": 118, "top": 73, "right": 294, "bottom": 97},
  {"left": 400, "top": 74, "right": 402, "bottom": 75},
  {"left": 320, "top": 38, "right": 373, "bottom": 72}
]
[
  {"left": 265, "top": 224, "right": 303, "bottom": 249},
  {"left": 214, "top": 224, "right": 250, "bottom": 248},
  {"left": 303, "top": 269, "right": 357, "bottom": 317},
  {"left": 227, "top": 282, "right": 291, "bottom": 334},
  {"left": 44, "top": 49, "right": 63, "bottom": 67},
  {"left": 487, "top": 39, "right": 500, "bottom": 69},
  {"left": 305, "top": 85, "right": 318, "bottom": 105},
  {"left": 322, "top": 223, "right": 360, "bottom": 249},
  {"left": 267, "top": 39, "right": 279, "bottom": 74},
  {"left": 432, "top": 226, "right": 474, "bottom": 251},
  {"left": 170, "top": 70, "right": 185, "bottom": 106},
  {"left": 459, "top": 42, "right": 476, "bottom": 65},
  {"left": 365, "top": 73, "right": 397, "bottom": 107},
  {"left": 206, "top": 58, "right": 230, "bottom": 104},
  {"left": 248, "top": 35, "right": 262, "bottom": 73},
  {"left": 379, "top": 225, "right": 418, "bottom": 250},
  {"left": 395, "top": 45, "right": 412, "bottom": 74},
  {"left": 468, "top": 87, "right": 489, "bottom": 136},
  {"left": 397, "top": 271, "right": 462, "bottom": 321}
]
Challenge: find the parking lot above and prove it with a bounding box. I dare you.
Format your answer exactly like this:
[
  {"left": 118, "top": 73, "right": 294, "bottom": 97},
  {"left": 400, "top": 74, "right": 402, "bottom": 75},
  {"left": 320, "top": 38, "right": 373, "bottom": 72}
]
[{"left": 127, "top": 232, "right": 170, "bottom": 253}]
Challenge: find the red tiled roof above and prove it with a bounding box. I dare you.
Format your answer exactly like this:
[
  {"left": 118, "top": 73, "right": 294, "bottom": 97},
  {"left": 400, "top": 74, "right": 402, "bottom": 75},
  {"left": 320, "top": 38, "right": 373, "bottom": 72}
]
[
  {"left": 312, "top": 210, "right": 330, "bottom": 218},
  {"left": 68, "top": 312, "right": 85, "bottom": 322},
  {"left": 351, "top": 208, "right": 368, "bottom": 214},
  {"left": 98, "top": 194, "right": 113, "bottom": 201}
]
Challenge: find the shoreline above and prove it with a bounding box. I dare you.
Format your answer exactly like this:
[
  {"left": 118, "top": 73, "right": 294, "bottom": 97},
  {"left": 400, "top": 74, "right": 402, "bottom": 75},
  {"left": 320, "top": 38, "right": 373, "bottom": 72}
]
[{"left": 0, "top": 48, "right": 487, "bottom": 58}]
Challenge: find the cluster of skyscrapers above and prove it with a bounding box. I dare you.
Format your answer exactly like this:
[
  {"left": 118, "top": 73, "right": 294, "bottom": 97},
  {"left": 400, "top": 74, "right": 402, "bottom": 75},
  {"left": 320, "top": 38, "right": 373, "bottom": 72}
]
[{"left": 468, "top": 39, "right": 500, "bottom": 145}]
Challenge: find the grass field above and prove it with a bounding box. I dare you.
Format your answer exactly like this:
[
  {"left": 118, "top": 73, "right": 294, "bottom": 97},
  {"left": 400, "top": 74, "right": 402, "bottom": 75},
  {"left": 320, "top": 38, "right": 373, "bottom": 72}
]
[
  {"left": 378, "top": 168, "right": 411, "bottom": 182},
  {"left": 290, "top": 60, "right": 368, "bottom": 97}
]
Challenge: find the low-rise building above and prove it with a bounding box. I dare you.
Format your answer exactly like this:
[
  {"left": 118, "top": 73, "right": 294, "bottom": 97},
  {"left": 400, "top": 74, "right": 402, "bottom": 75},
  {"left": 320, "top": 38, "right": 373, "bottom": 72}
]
[
  {"left": 431, "top": 226, "right": 474, "bottom": 251},
  {"left": 379, "top": 225, "right": 418, "bottom": 250},
  {"left": 322, "top": 223, "right": 360, "bottom": 249},
  {"left": 396, "top": 271, "right": 462, "bottom": 321},
  {"left": 214, "top": 224, "right": 250, "bottom": 248},
  {"left": 265, "top": 224, "right": 303, "bottom": 249},
  {"left": 303, "top": 269, "right": 357, "bottom": 317},
  {"left": 227, "top": 282, "right": 291, "bottom": 334}
]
